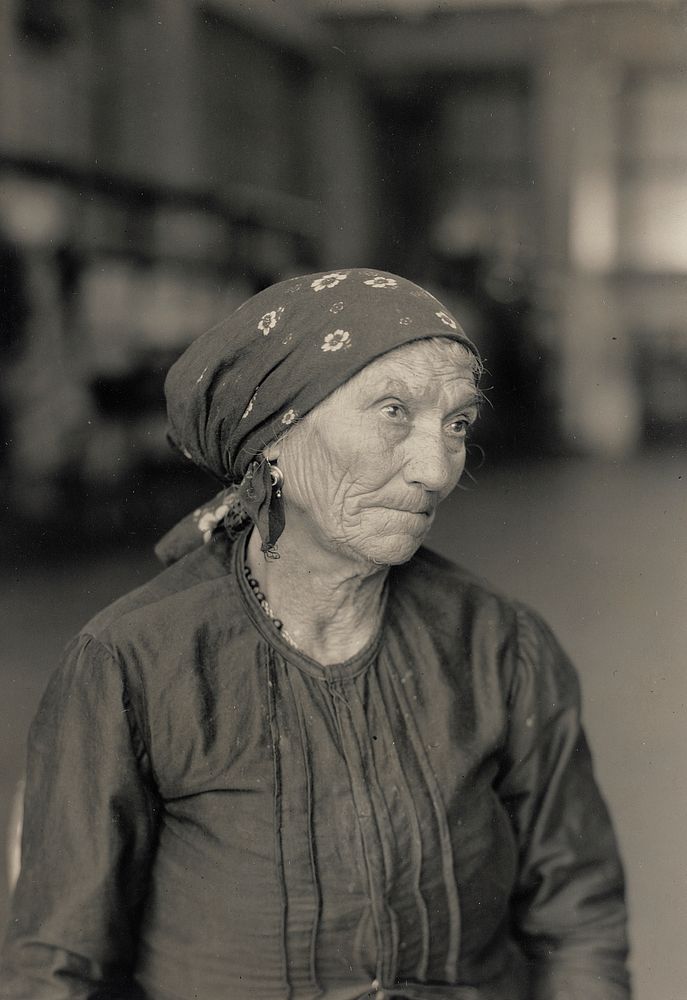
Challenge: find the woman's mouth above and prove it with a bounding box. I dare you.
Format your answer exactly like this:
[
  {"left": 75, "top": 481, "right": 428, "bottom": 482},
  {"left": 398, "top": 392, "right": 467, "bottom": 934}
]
[{"left": 373, "top": 506, "right": 435, "bottom": 535}]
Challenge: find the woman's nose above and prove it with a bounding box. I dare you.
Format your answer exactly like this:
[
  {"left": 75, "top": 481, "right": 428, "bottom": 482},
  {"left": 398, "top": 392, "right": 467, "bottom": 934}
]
[{"left": 402, "top": 428, "right": 458, "bottom": 493}]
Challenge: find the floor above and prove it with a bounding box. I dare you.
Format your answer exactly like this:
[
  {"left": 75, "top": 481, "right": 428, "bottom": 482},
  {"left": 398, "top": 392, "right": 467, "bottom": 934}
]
[{"left": 0, "top": 452, "right": 685, "bottom": 999}]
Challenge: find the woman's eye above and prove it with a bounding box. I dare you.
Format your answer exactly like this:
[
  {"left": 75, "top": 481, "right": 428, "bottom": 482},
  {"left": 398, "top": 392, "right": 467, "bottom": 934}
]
[
  {"left": 381, "top": 403, "right": 405, "bottom": 421},
  {"left": 447, "top": 418, "right": 470, "bottom": 437}
]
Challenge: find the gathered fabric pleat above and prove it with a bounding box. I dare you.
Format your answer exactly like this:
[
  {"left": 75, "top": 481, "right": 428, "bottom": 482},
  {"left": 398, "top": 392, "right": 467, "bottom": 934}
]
[
  {"left": 327, "top": 680, "right": 391, "bottom": 986},
  {"left": 289, "top": 667, "right": 324, "bottom": 999},
  {"left": 265, "top": 646, "right": 292, "bottom": 999},
  {"left": 348, "top": 679, "right": 401, "bottom": 981},
  {"left": 367, "top": 667, "right": 431, "bottom": 982},
  {"left": 382, "top": 639, "right": 462, "bottom": 983}
]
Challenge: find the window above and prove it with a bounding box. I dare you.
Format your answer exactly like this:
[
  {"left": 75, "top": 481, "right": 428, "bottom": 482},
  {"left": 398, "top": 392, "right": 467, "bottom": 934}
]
[
  {"left": 431, "top": 73, "right": 533, "bottom": 263},
  {"left": 196, "top": 10, "right": 311, "bottom": 198},
  {"left": 619, "top": 70, "right": 687, "bottom": 272}
]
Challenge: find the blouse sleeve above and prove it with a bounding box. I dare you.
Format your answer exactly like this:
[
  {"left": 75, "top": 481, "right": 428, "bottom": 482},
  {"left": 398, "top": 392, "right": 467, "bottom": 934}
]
[
  {"left": 497, "top": 608, "right": 632, "bottom": 1000},
  {"left": 0, "top": 633, "right": 159, "bottom": 999}
]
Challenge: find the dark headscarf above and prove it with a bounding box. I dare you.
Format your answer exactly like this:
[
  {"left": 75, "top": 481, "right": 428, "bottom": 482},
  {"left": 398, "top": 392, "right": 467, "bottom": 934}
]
[{"left": 156, "top": 268, "right": 479, "bottom": 564}]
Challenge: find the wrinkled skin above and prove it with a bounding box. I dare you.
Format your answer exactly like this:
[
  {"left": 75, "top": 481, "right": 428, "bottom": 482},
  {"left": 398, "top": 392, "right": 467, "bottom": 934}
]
[{"left": 269, "top": 339, "right": 480, "bottom": 569}]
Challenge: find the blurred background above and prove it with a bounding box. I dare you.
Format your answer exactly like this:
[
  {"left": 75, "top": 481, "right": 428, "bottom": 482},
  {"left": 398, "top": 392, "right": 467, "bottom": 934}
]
[{"left": 0, "top": 0, "right": 685, "bottom": 996}]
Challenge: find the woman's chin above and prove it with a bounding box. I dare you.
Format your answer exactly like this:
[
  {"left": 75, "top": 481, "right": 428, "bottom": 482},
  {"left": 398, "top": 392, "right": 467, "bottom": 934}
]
[
  {"left": 350, "top": 530, "right": 428, "bottom": 567},
  {"left": 343, "top": 511, "right": 433, "bottom": 565}
]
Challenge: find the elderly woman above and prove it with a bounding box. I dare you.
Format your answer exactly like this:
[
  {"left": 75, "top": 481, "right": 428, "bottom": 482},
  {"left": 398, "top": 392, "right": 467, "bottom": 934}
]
[{"left": 1, "top": 270, "right": 630, "bottom": 1000}]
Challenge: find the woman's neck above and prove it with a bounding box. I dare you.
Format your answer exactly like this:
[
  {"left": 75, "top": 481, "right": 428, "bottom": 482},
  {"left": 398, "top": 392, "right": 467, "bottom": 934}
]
[{"left": 245, "top": 526, "right": 388, "bottom": 666}]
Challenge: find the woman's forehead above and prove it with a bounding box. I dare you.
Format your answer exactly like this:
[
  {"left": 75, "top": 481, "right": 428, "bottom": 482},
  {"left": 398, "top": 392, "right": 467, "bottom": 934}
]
[{"left": 346, "top": 340, "right": 477, "bottom": 398}]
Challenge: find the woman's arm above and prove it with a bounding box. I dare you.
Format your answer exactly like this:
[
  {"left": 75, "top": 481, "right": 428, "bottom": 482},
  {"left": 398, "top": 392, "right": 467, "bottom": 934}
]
[
  {"left": 0, "top": 634, "right": 159, "bottom": 998},
  {"left": 497, "top": 609, "right": 632, "bottom": 1000}
]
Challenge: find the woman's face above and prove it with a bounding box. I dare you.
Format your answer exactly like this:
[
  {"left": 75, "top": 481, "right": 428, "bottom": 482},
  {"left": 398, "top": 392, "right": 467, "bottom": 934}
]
[{"left": 273, "top": 340, "right": 480, "bottom": 567}]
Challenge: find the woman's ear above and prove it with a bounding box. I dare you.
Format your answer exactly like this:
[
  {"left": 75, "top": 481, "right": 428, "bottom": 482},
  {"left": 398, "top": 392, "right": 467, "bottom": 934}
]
[{"left": 263, "top": 443, "right": 281, "bottom": 463}]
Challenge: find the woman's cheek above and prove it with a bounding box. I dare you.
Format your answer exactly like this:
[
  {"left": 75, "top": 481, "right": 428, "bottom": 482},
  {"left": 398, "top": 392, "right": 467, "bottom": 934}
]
[
  {"left": 295, "top": 446, "right": 357, "bottom": 533},
  {"left": 352, "top": 420, "right": 404, "bottom": 473},
  {"left": 330, "top": 423, "right": 398, "bottom": 492}
]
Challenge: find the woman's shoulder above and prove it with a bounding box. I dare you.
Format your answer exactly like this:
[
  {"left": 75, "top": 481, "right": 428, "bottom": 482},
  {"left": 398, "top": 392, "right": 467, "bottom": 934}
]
[
  {"left": 401, "top": 546, "right": 579, "bottom": 698},
  {"left": 79, "top": 535, "right": 244, "bottom": 654},
  {"left": 37, "top": 537, "right": 256, "bottom": 776},
  {"left": 397, "top": 546, "right": 569, "bottom": 658},
  {"left": 398, "top": 545, "right": 521, "bottom": 623}
]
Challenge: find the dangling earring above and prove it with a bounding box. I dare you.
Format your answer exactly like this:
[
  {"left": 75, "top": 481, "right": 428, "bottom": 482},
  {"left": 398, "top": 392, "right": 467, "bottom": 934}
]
[
  {"left": 270, "top": 464, "right": 284, "bottom": 499},
  {"left": 235, "top": 457, "right": 286, "bottom": 558},
  {"left": 262, "top": 463, "right": 285, "bottom": 560}
]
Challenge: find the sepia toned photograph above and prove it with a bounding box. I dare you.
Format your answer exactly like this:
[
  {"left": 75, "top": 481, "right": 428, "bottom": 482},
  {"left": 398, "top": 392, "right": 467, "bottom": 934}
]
[{"left": 0, "top": 2, "right": 685, "bottom": 998}]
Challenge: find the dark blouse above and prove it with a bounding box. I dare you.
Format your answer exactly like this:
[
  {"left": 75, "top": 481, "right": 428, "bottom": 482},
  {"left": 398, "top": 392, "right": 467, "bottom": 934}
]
[{"left": 0, "top": 534, "right": 631, "bottom": 1000}]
